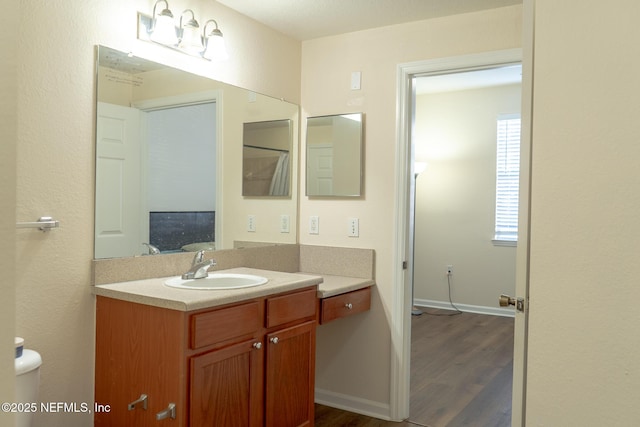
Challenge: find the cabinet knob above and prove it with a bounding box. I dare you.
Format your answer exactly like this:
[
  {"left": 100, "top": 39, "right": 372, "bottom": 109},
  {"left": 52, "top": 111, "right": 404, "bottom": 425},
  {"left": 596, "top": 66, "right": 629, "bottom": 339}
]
[
  {"left": 252, "top": 342, "right": 262, "bottom": 349},
  {"left": 270, "top": 337, "right": 279, "bottom": 344},
  {"left": 156, "top": 403, "right": 176, "bottom": 421},
  {"left": 345, "top": 303, "right": 353, "bottom": 310}
]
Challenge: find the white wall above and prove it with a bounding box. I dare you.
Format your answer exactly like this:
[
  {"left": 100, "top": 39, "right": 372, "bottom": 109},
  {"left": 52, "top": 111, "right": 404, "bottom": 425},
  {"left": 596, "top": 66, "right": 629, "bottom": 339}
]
[
  {"left": 0, "top": 1, "right": 17, "bottom": 425},
  {"left": 525, "top": 0, "right": 640, "bottom": 424},
  {"left": 13, "top": 1, "right": 300, "bottom": 426},
  {"left": 301, "top": 5, "right": 522, "bottom": 417},
  {"left": 413, "top": 84, "right": 520, "bottom": 311}
]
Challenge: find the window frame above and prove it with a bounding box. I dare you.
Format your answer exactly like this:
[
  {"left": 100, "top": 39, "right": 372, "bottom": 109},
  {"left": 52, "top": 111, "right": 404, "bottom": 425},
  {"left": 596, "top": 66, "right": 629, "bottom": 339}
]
[{"left": 493, "top": 113, "right": 521, "bottom": 246}]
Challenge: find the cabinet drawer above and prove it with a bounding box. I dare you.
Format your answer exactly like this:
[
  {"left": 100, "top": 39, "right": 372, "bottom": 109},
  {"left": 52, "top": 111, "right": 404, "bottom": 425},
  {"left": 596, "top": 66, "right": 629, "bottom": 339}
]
[
  {"left": 320, "top": 287, "right": 371, "bottom": 324},
  {"left": 191, "top": 302, "right": 260, "bottom": 349},
  {"left": 266, "top": 288, "right": 317, "bottom": 328}
]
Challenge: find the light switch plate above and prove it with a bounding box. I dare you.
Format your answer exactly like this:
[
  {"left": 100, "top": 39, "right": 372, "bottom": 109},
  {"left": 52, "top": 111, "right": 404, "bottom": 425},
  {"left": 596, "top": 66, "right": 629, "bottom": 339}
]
[
  {"left": 348, "top": 218, "right": 359, "bottom": 237},
  {"left": 247, "top": 215, "right": 256, "bottom": 232},
  {"left": 309, "top": 216, "right": 319, "bottom": 235},
  {"left": 351, "top": 71, "right": 361, "bottom": 90},
  {"left": 280, "top": 215, "right": 290, "bottom": 233}
]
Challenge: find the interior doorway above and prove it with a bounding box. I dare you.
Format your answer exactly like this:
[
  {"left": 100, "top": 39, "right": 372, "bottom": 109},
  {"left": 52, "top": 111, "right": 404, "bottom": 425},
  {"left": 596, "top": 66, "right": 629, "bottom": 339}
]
[
  {"left": 407, "top": 65, "right": 521, "bottom": 426},
  {"left": 411, "top": 66, "right": 522, "bottom": 315},
  {"left": 391, "top": 48, "right": 529, "bottom": 424}
]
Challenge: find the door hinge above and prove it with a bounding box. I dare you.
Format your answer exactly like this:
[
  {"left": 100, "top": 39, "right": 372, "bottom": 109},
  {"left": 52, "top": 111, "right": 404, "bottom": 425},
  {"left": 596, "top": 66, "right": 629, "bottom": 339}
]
[{"left": 402, "top": 261, "right": 408, "bottom": 270}]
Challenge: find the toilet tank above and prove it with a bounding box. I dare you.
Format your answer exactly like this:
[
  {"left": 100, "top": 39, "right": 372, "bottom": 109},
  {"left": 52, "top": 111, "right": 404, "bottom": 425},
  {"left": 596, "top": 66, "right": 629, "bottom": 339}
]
[{"left": 15, "top": 349, "right": 42, "bottom": 427}]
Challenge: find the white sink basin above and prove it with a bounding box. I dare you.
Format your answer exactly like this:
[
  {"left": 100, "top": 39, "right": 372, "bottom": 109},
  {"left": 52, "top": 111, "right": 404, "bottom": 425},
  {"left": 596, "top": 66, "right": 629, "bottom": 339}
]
[{"left": 164, "top": 273, "right": 268, "bottom": 290}]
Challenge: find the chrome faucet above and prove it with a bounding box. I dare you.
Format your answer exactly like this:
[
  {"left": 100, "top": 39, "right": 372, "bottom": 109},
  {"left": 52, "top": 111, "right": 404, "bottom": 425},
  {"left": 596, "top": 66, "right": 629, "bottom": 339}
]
[
  {"left": 142, "top": 243, "right": 161, "bottom": 255},
  {"left": 182, "top": 250, "right": 216, "bottom": 280}
]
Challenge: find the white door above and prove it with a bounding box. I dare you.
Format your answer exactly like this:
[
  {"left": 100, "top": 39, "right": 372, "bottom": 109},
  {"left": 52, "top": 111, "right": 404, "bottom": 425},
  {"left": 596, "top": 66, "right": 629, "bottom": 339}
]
[
  {"left": 95, "top": 102, "right": 143, "bottom": 258},
  {"left": 509, "top": 2, "right": 534, "bottom": 423},
  {"left": 307, "top": 144, "right": 333, "bottom": 195}
]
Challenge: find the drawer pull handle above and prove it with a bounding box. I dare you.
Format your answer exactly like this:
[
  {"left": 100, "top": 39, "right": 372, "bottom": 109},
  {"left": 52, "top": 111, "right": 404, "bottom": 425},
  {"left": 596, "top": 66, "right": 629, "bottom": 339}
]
[
  {"left": 253, "top": 342, "right": 262, "bottom": 349},
  {"left": 156, "top": 403, "right": 176, "bottom": 420},
  {"left": 345, "top": 303, "right": 353, "bottom": 310},
  {"left": 270, "top": 337, "right": 279, "bottom": 344},
  {"left": 127, "top": 393, "right": 148, "bottom": 411}
]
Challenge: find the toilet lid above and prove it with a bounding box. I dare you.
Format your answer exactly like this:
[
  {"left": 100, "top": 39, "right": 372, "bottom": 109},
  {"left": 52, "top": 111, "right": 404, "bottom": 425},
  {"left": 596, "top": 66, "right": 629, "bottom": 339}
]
[{"left": 15, "top": 349, "right": 42, "bottom": 375}]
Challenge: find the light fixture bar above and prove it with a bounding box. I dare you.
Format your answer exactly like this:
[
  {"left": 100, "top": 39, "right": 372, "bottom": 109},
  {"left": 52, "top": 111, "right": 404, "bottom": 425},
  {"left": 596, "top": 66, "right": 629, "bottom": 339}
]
[{"left": 137, "top": 5, "right": 227, "bottom": 62}]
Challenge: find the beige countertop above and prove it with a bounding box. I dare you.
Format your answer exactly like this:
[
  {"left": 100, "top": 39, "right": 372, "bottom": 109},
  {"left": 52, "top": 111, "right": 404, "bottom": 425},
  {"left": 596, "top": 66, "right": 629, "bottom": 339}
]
[
  {"left": 310, "top": 273, "right": 375, "bottom": 298},
  {"left": 93, "top": 267, "right": 375, "bottom": 312},
  {"left": 93, "top": 267, "right": 323, "bottom": 312}
]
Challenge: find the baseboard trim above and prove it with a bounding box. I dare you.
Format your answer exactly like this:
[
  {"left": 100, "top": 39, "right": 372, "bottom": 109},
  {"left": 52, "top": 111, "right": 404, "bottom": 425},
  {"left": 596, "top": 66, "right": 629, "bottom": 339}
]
[
  {"left": 414, "top": 298, "right": 515, "bottom": 318},
  {"left": 315, "top": 388, "right": 391, "bottom": 421}
]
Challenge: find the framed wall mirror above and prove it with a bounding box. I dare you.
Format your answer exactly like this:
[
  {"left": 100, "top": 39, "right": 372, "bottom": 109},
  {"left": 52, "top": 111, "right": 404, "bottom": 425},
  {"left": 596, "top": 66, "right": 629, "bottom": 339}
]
[
  {"left": 242, "top": 119, "right": 292, "bottom": 197},
  {"left": 306, "top": 113, "right": 364, "bottom": 197},
  {"left": 94, "top": 45, "right": 299, "bottom": 259}
]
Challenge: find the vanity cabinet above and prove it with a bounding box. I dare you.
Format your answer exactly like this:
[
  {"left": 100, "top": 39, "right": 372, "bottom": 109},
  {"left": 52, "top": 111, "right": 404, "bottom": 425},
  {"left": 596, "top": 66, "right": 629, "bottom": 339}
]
[
  {"left": 264, "top": 321, "right": 315, "bottom": 427},
  {"left": 319, "top": 286, "right": 371, "bottom": 324},
  {"left": 190, "top": 338, "right": 262, "bottom": 426},
  {"left": 95, "top": 296, "right": 185, "bottom": 427},
  {"left": 95, "top": 286, "right": 317, "bottom": 427}
]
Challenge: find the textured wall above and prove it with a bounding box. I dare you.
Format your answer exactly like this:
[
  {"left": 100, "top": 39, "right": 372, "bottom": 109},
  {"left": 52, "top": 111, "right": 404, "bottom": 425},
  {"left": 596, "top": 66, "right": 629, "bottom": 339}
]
[
  {"left": 14, "top": 1, "right": 299, "bottom": 426},
  {"left": 525, "top": 1, "right": 640, "bottom": 424},
  {"left": 0, "top": 0, "right": 18, "bottom": 425}
]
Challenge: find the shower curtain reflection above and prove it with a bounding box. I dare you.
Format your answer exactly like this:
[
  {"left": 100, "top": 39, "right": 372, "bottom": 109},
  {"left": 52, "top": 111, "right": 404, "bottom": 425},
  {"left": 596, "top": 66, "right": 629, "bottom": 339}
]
[
  {"left": 269, "top": 152, "right": 290, "bottom": 196},
  {"left": 242, "top": 146, "right": 289, "bottom": 196}
]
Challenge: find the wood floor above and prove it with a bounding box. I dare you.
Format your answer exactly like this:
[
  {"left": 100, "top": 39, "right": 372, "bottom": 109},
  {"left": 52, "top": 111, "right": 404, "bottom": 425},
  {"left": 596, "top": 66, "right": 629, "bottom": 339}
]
[{"left": 315, "top": 309, "right": 514, "bottom": 427}]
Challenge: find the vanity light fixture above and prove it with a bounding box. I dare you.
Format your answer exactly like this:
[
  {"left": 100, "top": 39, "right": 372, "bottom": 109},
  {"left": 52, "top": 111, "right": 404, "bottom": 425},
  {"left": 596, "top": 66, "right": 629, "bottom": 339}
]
[
  {"left": 138, "top": 3, "right": 227, "bottom": 61},
  {"left": 202, "top": 19, "right": 229, "bottom": 61},
  {"left": 149, "top": 0, "right": 178, "bottom": 46},
  {"left": 178, "top": 9, "right": 204, "bottom": 54}
]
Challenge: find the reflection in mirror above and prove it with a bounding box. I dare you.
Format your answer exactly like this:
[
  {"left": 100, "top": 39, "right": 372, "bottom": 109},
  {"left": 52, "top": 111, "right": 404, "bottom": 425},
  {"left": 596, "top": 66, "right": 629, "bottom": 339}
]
[
  {"left": 146, "top": 103, "right": 217, "bottom": 253},
  {"left": 94, "top": 45, "right": 299, "bottom": 259},
  {"left": 242, "top": 120, "right": 292, "bottom": 197},
  {"left": 306, "top": 113, "right": 364, "bottom": 197}
]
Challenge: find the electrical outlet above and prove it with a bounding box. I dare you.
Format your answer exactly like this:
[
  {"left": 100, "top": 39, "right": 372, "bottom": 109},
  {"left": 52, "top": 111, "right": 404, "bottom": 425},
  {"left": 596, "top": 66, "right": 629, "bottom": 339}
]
[
  {"left": 348, "top": 218, "right": 359, "bottom": 237},
  {"left": 247, "top": 215, "right": 256, "bottom": 232},
  {"left": 309, "top": 216, "right": 319, "bottom": 235},
  {"left": 280, "top": 215, "right": 290, "bottom": 233},
  {"left": 446, "top": 265, "right": 453, "bottom": 275}
]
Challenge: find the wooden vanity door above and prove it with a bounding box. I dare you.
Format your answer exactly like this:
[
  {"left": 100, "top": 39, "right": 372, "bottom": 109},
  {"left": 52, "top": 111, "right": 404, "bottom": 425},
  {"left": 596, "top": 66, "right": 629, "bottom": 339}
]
[
  {"left": 190, "top": 339, "right": 264, "bottom": 427},
  {"left": 264, "top": 321, "right": 316, "bottom": 427},
  {"left": 95, "top": 297, "right": 185, "bottom": 427}
]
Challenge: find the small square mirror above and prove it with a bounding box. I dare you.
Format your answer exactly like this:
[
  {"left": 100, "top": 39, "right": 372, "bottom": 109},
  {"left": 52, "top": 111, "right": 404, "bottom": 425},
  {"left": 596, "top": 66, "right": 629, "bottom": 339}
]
[
  {"left": 242, "top": 119, "right": 292, "bottom": 197},
  {"left": 306, "top": 113, "right": 363, "bottom": 197}
]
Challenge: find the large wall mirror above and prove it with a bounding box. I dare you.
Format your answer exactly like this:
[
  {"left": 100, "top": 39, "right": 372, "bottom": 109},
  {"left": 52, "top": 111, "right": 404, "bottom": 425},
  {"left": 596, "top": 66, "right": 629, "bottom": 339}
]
[
  {"left": 306, "top": 113, "right": 363, "bottom": 197},
  {"left": 95, "top": 45, "right": 299, "bottom": 259}
]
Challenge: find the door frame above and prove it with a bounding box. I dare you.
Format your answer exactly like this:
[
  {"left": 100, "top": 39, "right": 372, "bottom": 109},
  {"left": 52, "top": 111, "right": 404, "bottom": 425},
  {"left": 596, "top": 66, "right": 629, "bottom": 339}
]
[{"left": 391, "top": 47, "right": 531, "bottom": 423}]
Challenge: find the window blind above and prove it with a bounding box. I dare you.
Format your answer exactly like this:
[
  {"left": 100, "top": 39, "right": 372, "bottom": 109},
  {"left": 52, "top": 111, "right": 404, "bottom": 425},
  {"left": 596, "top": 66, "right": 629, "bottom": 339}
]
[{"left": 494, "top": 114, "right": 521, "bottom": 242}]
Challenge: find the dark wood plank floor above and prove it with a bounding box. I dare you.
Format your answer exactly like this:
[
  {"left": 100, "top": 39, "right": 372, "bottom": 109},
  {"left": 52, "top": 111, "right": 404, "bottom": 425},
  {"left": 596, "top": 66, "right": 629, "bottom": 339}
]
[{"left": 315, "top": 310, "right": 514, "bottom": 427}]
